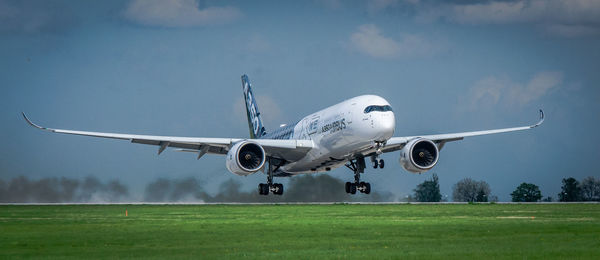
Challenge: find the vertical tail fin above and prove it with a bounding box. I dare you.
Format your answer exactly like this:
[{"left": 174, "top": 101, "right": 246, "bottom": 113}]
[{"left": 241, "top": 75, "right": 267, "bottom": 139}]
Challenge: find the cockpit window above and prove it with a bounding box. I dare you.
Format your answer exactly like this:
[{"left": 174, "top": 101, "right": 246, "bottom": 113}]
[{"left": 364, "top": 105, "right": 393, "bottom": 113}]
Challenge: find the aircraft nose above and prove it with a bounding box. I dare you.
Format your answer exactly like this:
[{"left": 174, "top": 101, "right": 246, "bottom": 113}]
[{"left": 374, "top": 112, "right": 395, "bottom": 141}]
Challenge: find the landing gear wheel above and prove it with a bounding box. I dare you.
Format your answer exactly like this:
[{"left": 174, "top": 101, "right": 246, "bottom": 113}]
[
  {"left": 350, "top": 183, "right": 357, "bottom": 194},
  {"left": 258, "top": 183, "right": 269, "bottom": 195},
  {"left": 345, "top": 157, "right": 370, "bottom": 195},
  {"left": 273, "top": 183, "right": 284, "bottom": 195},
  {"left": 379, "top": 159, "right": 385, "bottom": 169},
  {"left": 373, "top": 160, "right": 378, "bottom": 169},
  {"left": 359, "top": 181, "right": 366, "bottom": 193},
  {"left": 364, "top": 183, "right": 371, "bottom": 194}
]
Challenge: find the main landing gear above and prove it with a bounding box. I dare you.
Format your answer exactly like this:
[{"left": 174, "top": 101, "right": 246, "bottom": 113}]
[
  {"left": 344, "top": 157, "right": 371, "bottom": 195},
  {"left": 258, "top": 158, "right": 283, "bottom": 195}
]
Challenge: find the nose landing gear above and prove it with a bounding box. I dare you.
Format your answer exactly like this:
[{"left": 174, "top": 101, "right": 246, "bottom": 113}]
[
  {"left": 344, "top": 157, "right": 371, "bottom": 194},
  {"left": 371, "top": 155, "right": 385, "bottom": 169}
]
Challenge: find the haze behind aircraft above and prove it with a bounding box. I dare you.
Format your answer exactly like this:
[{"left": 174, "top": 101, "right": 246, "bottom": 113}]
[{"left": 23, "top": 75, "right": 544, "bottom": 195}]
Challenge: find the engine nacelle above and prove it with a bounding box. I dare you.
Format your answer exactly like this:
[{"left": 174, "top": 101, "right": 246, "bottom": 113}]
[
  {"left": 399, "top": 138, "right": 439, "bottom": 173},
  {"left": 226, "top": 141, "right": 266, "bottom": 176}
]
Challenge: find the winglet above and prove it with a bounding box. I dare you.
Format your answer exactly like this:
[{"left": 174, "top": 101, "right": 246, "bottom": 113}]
[
  {"left": 22, "top": 112, "right": 49, "bottom": 130},
  {"left": 532, "top": 109, "right": 544, "bottom": 128}
]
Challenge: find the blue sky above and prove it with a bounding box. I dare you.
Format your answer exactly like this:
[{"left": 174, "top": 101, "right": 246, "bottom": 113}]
[{"left": 1, "top": 0, "right": 599, "bottom": 201}]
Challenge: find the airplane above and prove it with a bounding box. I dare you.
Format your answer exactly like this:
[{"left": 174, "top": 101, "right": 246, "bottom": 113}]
[{"left": 23, "top": 74, "right": 544, "bottom": 196}]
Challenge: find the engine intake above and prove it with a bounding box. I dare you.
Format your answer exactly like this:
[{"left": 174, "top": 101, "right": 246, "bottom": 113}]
[
  {"left": 226, "top": 141, "right": 266, "bottom": 176},
  {"left": 399, "top": 138, "right": 439, "bottom": 173}
]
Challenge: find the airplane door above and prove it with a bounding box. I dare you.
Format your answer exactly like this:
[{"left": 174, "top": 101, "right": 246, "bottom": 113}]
[
  {"left": 347, "top": 103, "right": 355, "bottom": 125},
  {"left": 346, "top": 111, "right": 352, "bottom": 124}
]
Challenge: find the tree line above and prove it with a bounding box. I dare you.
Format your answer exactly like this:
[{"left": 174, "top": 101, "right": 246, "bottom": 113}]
[
  {"left": 0, "top": 175, "right": 394, "bottom": 203},
  {"left": 1, "top": 175, "right": 598, "bottom": 203},
  {"left": 412, "top": 174, "right": 600, "bottom": 202}
]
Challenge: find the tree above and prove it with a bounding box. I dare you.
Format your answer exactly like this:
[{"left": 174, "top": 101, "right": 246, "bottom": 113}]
[
  {"left": 452, "top": 178, "right": 491, "bottom": 202},
  {"left": 558, "top": 177, "right": 582, "bottom": 202},
  {"left": 476, "top": 189, "right": 488, "bottom": 202},
  {"left": 581, "top": 176, "right": 600, "bottom": 201},
  {"left": 510, "top": 183, "right": 542, "bottom": 202},
  {"left": 414, "top": 174, "right": 442, "bottom": 202}
]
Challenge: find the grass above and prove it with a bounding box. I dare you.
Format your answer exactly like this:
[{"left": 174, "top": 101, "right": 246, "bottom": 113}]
[{"left": 0, "top": 203, "right": 599, "bottom": 259}]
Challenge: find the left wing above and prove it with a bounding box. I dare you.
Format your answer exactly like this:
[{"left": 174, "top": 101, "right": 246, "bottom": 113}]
[
  {"left": 382, "top": 109, "right": 544, "bottom": 153},
  {"left": 22, "top": 113, "right": 313, "bottom": 161}
]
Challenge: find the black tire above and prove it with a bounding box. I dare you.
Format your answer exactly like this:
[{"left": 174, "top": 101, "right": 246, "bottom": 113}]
[
  {"left": 345, "top": 182, "right": 351, "bottom": 193},
  {"left": 258, "top": 183, "right": 264, "bottom": 195},
  {"left": 276, "top": 183, "right": 284, "bottom": 195},
  {"left": 260, "top": 183, "right": 269, "bottom": 195},
  {"left": 379, "top": 159, "right": 385, "bottom": 169},
  {"left": 373, "top": 160, "right": 378, "bottom": 169},
  {"left": 350, "top": 183, "right": 357, "bottom": 194},
  {"left": 364, "top": 183, "right": 371, "bottom": 194}
]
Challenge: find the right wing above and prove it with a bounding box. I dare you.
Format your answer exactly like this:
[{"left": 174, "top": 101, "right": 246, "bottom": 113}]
[
  {"left": 22, "top": 113, "right": 313, "bottom": 161},
  {"left": 382, "top": 109, "right": 544, "bottom": 153}
]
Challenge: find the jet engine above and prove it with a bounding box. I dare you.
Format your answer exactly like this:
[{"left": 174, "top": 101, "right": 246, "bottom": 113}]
[
  {"left": 399, "top": 138, "right": 439, "bottom": 173},
  {"left": 226, "top": 141, "right": 266, "bottom": 176}
]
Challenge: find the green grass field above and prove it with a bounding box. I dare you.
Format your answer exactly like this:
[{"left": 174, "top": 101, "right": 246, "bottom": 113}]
[{"left": 1, "top": 203, "right": 599, "bottom": 259}]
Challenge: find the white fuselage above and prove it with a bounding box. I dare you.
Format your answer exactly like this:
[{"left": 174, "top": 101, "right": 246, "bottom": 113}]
[{"left": 279, "top": 95, "right": 395, "bottom": 174}]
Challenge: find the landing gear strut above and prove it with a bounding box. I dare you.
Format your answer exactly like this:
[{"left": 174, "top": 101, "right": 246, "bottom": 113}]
[
  {"left": 344, "top": 157, "right": 371, "bottom": 195},
  {"left": 258, "top": 158, "right": 284, "bottom": 196}
]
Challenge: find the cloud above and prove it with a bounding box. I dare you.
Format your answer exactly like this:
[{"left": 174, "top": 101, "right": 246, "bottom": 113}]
[
  {"left": 417, "top": 0, "right": 600, "bottom": 37},
  {"left": 349, "top": 24, "right": 439, "bottom": 59},
  {"left": 450, "top": 1, "right": 532, "bottom": 24},
  {"left": 465, "top": 71, "right": 563, "bottom": 110},
  {"left": 350, "top": 24, "right": 400, "bottom": 58},
  {"left": 467, "top": 76, "right": 508, "bottom": 108},
  {"left": 512, "top": 71, "right": 563, "bottom": 105},
  {"left": 123, "top": 0, "right": 242, "bottom": 28}
]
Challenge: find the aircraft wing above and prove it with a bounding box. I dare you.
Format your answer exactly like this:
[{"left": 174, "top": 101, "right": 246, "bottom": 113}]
[
  {"left": 22, "top": 113, "right": 313, "bottom": 160},
  {"left": 382, "top": 110, "right": 544, "bottom": 153}
]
